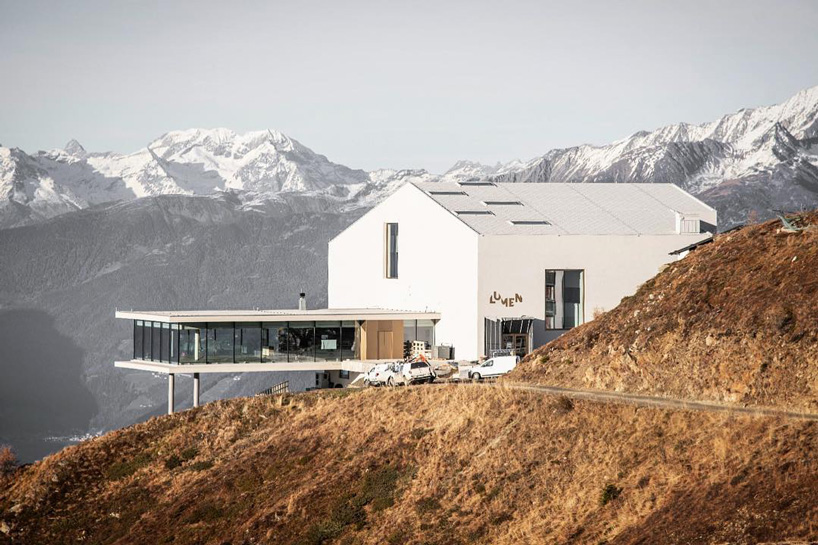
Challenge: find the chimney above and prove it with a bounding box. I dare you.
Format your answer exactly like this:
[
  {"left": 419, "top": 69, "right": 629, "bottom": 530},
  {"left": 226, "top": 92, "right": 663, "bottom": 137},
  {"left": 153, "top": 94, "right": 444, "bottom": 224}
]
[{"left": 299, "top": 292, "right": 307, "bottom": 311}]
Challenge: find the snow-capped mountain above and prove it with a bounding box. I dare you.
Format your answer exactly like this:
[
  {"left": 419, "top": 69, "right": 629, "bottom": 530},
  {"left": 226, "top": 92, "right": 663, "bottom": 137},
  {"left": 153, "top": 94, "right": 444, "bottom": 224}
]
[
  {"left": 0, "top": 128, "right": 433, "bottom": 228},
  {"left": 444, "top": 86, "right": 818, "bottom": 226},
  {"left": 2, "top": 85, "right": 818, "bottom": 230}
]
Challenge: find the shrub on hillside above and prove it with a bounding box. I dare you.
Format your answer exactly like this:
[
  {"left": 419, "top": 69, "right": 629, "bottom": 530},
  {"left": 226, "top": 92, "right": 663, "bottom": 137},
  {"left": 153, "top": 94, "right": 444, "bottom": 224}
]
[
  {"left": 164, "top": 454, "right": 182, "bottom": 470},
  {"left": 105, "top": 453, "right": 151, "bottom": 481},
  {"left": 189, "top": 460, "right": 214, "bottom": 471},
  {"left": 180, "top": 447, "right": 198, "bottom": 461},
  {"left": 552, "top": 396, "right": 575, "bottom": 414},
  {"left": 599, "top": 484, "right": 622, "bottom": 506},
  {"left": 0, "top": 445, "right": 18, "bottom": 477}
]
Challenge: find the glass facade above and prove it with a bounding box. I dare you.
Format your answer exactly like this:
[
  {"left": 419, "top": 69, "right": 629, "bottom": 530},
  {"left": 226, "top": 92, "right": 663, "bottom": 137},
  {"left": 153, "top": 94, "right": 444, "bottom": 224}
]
[
  {"left": 341, "top": 321, "right": 356, "bottom": 360},
  {"left": 262, "top": 322, "right": 288, "bottom": 363},
  {"left": 180, "top": 324, "right": 206, "bottom": 363},
  {"left": 132, "top": 319, "right": 431, "bottom": 364},
  {"left": 206, "top": 325, "right": 234, "bottom": 363},
  {"left": 235, "top": 324, "right": 261, "bottom": 363},
  {"left": 401, "top": 319, "right": 436, "bottom": 357},
  {"left": 134, "top": 320, "right": 144, "bottom": 359},
  {"left": 315, "top": 321, "right": 341, "bottom": 361},
  {"left": 417, "top": 319, "right": 435, "bottom": 348},
  {"left": 288, "top": 322, "right": 315, "bottom": 362},
  {"left": 563, "top": 270, "right": 584, "bottom": 328},
  {"left": 544, "top": 269, "right": 585, "bottom": 330}
]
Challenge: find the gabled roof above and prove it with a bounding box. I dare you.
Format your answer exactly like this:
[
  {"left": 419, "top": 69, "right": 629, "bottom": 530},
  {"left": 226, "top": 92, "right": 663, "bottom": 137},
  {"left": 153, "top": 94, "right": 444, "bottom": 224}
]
[{"left": 412, "top": 181, "right": 716, "bottom": 235}]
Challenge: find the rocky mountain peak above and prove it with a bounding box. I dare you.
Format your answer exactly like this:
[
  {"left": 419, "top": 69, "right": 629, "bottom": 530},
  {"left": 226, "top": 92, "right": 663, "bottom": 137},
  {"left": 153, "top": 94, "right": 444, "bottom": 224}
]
[
  {"left": 2, "top": 86, "right": 818, "bottom": 230},
  {"left": 63, "top": 139, "right": 86, "bottom": 155}
]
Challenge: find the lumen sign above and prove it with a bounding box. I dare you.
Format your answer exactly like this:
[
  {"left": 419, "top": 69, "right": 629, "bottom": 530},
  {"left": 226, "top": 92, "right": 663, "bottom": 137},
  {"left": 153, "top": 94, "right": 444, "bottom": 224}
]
[{"left": 488, "top": 291, "right": 523, "bottom": 307}]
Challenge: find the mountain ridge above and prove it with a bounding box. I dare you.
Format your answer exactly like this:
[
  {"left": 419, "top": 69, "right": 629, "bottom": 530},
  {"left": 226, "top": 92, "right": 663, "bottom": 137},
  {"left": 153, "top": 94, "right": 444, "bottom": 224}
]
[{"left": 2, "top": 85, "right": 818, "bottom": 230}]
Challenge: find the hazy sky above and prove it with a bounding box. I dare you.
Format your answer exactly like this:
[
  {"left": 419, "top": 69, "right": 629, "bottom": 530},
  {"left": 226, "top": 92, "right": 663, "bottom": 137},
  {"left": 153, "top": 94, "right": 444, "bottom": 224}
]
[{"left": 1, "top": 0, "right": 817, "bottom": 173}]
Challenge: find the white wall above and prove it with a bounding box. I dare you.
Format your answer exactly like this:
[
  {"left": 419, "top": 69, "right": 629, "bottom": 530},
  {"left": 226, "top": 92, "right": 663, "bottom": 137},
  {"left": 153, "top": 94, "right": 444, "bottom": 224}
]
[
  {"left": 476, "top": 233, "right": 712, "bottom": 356},
  {"left": 328, "top": 184, "right": 481, "bottom": 359}
]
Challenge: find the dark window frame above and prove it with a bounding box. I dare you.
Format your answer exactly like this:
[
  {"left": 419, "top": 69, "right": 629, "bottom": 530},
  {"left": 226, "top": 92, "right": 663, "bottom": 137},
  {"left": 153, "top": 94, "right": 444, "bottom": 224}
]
[
  {"left": 544, "top": 269, "right": 585, "bottom": 331},
  {"left": 385, "top": 223, "right": 399, "bottom": 279}
]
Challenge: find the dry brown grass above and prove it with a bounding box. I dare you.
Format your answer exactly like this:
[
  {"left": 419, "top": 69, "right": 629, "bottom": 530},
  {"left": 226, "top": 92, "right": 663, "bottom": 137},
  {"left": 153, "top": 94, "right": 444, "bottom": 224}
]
[
  {"left": 513, "top": 212, "right": 818, "bottom": 412},
  {"left": 2, "top": 385, "right": 817, "bottom": 544},
  {"left": 0, "top": 446, "right": 17, "bottom": 479}
]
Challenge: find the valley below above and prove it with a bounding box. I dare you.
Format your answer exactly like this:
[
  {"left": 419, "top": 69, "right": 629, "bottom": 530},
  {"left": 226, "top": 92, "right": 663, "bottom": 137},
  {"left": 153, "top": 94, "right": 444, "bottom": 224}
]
[{"left": 0, "top": 194, "right": 363, "bottom": 461}]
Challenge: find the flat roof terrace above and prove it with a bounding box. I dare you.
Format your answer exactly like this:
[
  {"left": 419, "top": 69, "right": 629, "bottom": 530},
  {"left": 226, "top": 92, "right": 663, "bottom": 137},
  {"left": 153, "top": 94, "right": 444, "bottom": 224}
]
[
  {"left": 115, "top": 308, "right": 442, "bottom": 414},
  {"left": 115, "top": 308, "right": 441, "bottom": 323}
]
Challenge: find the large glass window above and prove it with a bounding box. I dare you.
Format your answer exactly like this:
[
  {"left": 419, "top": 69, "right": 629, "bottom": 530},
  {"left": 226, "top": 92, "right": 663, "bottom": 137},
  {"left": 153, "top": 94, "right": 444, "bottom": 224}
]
[
  {"left": 134, "top": 320, "right": 144, "bottom": 359},
  {"left": 341, "top": 321, "right": 357, "bottom": 360},
  {"left": 151, "top": 322, "right": 161, "bottom": 361},
  {"left": 159, "top": 323, "right": 172, "bottom": 362},
  {"left": 385, "top": 223, "right": 398, "bottom": 279},
  {"left": 403, "top": 319, "right": 417, "bottom": 358},
  {"left": 180, "top": 323, "right": 206, "bottom": 363},
  {"left": 416, "top": 319, "right": 435, "bottom": 349},
  {"left": 169, "top": 324, "right": 179, "bottom": 363},
  {"left": 544, "top": 270, "right": 584, "bottom": 330},
  {"left": 235, "top": 324, "right": 262, "bottom": 363},
  {"left": 262, "top": 322, "right": 288, "bottom": 362},
  {"left": 288, "top": 322, "right": 315, "bottom": 362},
  {"left": 144, "top": 322, "right": 152, "bottom": 360},
  {"left": 315, "top": 321, "right": 341, "bottom": 361},
  {"left": 207, "top": 323, "right": 235, "bottom": 363},
  {"left": 545, "top": 271, "right": 557, "bottom": 330},
  {"left": 402, "top": 319, "right": 435, "bottom": 357},
  {"left": 563, "top": 271, "right": 583, "bottom": 328},
  {"left": 403, "top": 320, "right": 417, "bottom": 345}
]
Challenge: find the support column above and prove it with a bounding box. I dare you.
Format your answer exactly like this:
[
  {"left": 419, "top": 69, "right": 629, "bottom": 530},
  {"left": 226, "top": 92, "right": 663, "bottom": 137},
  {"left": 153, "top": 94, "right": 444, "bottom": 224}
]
[
  {"left": 168, "top": 373, "right": 175, "bottom": 415},
  {"left": 193, "top": 373, "right": 200, "bottom": 408}
]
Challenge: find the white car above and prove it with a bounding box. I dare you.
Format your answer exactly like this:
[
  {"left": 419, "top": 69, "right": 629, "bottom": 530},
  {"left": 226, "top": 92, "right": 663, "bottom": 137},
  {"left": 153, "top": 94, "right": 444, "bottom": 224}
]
[
  {"left": 468, "top": 355, "right": 520, "bottom": 380},
  {"left": 388, "top": 360, "right": 436, "bottom": 386},
  {"left": 363, "top": 363, "right": 396, "bottom": 387}
]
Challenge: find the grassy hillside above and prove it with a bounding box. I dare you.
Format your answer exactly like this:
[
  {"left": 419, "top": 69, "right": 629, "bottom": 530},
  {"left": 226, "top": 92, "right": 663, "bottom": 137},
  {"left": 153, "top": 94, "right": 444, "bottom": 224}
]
[
  {"left": 2, "top": 385, "right": 818, "bottom": 544},
  {"left": 514, "top": 212, "right": 818, "bottom": 412}
]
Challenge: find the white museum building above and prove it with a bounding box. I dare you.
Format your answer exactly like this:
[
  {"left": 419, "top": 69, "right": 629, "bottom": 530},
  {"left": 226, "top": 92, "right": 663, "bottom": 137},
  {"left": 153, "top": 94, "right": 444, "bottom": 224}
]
[
  {"left": 328, "top": 181, "right": 716, "bottom": 361},
  {"left": 115, "top": 181, "right": 716, "bottom": 412}
]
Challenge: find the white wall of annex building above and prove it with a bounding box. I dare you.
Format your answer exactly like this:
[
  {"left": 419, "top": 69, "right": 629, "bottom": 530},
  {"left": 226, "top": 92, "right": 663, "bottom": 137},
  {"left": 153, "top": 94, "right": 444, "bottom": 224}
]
[
  {"left": 328, "top": 184, "right": 481, "bottom": 359},
  {"left": 476, "top": 233, "right": 712, "bottom": 356}
]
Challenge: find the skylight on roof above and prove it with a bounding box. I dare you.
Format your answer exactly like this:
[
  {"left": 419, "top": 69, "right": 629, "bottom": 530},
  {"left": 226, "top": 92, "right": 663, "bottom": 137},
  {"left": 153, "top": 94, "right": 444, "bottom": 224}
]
[
  {"left": 508, "top": 220, "right": 551, "bottom": 226},
  {"left": 456, "top": 210, "right": 495, "bottom": 216},
  {"left": 428, "top": 190, "right": 468, "bottom": 196},
  {"left": 457, "top": 181, "right": 496, "bottom": 187},
  {"left": 482, "top": 200, "right": 523, "bottom": 206}
]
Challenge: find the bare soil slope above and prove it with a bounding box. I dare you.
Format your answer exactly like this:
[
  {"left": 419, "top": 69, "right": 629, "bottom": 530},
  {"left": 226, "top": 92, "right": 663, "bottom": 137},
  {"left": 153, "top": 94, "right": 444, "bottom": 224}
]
[
  {"left": 2, "top": 386, "right": 818, "bottom": 545},
  {"left": 513, "top": 212, "right": 818, "bottom": 412}
]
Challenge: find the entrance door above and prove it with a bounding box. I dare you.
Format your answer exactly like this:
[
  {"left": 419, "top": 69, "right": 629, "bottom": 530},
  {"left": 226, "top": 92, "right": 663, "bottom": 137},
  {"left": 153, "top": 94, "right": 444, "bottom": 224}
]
[
  {"left": 378, "top": 331, "right": 394, "bottom": 359},
  {"left": 502, "top": 334, "right": 529, "bottom": 357}
]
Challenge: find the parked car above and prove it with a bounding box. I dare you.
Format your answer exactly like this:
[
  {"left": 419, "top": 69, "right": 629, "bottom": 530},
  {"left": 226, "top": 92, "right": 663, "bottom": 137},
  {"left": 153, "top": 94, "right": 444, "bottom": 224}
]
[
  {"left": 468, "top": 355, "right": 520, "bottom": 380},
  {"left": 388, "top": 359, "right": 436, "bottom": 386},
  {"left": 363, "top": 362, "right": 396, "bottom": 387}
]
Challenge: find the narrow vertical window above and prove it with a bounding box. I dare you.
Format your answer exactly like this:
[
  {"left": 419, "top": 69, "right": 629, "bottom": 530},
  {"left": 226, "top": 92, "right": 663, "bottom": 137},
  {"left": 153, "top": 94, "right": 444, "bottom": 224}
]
[
  {"left": 562, "top": 271, "right": 583, "bottom": 328},
  {"left": 134, "top": 320, "right": 143, "bottom": 359},
  {"left": 385, "top": 223, "right": 399, "bottom": 279},
  {"left": 544, "top": 270, "right": 584, "bottom": 330},
  {"left": 545, "top": 271, "right": 557, "bottom": 330}
]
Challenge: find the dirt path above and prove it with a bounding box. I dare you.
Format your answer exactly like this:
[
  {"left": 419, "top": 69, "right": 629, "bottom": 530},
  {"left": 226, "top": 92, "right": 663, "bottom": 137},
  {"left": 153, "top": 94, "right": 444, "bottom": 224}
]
[{"left": 476, "top": 381, "right": 818, "bottom": 421}]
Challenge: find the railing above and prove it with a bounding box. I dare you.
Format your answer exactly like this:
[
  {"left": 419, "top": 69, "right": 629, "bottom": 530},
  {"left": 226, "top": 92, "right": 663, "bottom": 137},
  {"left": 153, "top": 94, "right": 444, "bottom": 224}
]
[{"left": 256, "top": 381, "right": 290, "bottom": 397}]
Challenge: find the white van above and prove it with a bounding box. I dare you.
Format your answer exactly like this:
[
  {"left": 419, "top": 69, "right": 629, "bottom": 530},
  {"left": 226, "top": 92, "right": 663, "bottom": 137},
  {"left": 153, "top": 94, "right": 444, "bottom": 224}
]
[{"left": 467, "top": 355, "right": 520, "bottom": 380}]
